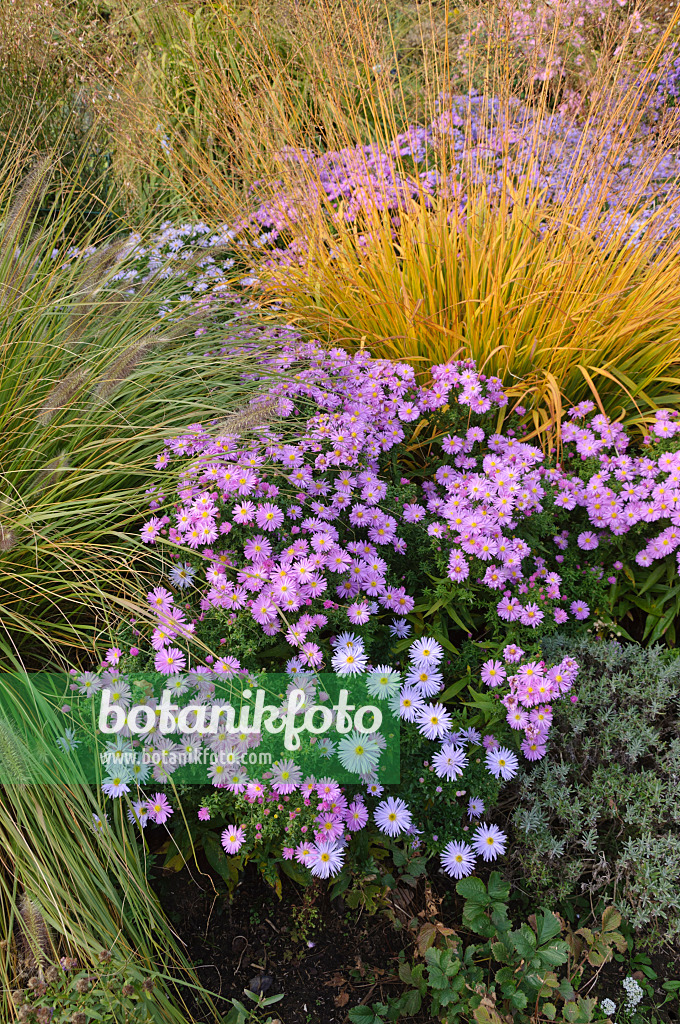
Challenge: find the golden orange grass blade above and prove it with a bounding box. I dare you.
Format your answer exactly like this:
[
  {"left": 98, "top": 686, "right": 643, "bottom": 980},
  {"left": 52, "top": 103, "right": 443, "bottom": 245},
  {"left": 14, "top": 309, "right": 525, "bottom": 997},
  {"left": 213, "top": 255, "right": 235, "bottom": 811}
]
[{"left": 87, "top": 0, "right": 680, "bottom": 445}]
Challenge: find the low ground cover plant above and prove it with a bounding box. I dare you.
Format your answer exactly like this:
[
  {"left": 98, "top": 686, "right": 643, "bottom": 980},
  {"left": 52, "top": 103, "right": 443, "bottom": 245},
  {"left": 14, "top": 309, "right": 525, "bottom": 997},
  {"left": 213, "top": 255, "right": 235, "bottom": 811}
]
[{"left": 349, "top": 873, "right": 627, "bottom": 1024}]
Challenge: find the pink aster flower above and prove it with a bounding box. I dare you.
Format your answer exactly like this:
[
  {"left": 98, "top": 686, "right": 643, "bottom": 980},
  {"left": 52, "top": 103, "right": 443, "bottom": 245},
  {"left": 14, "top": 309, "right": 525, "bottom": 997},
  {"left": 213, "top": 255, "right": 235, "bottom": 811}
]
[
  {"left": 141, "top": 517, "right": 162, "bottom": 544},
  {"left": 570, "top": 600, "right": 590, "bottom": 620},
  {"left": 154, "top": 647, "right": 186, "bottom": 675},
  {"left": 221, "top": 825, "right": 246, "bottom": 853},
  {"left": 521, "top": 736, "right": 548, "bottom": 760},
  {"left": 148, "top": 793, "right": 173, "bottom": 824},
  {"left": 256, "top": 503, "right": 285, "bottom": 532},
  {"left": 346, "top": 800, "right": 369, "bottom": 831},
  {"left": 497, "top": 596, "right": 522, "bottom": 621},
  {"left": 347, "top": 601, "right": 370, "bottom": 625},
  {"left": 198, "top": 807, "right": 211, "bottom": 821},
  {"left": 520, "top": 603, "right": 544, "bottom": 627},
  {"left": 481, "top": 659, "right": 506, "bottom": 687}
]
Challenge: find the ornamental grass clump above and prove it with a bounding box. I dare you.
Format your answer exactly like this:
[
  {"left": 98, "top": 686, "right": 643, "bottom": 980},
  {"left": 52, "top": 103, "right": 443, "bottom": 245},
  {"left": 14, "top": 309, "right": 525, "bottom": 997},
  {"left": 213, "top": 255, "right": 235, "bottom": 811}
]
[
  {"left": 257, "top": 183, "right": 680, "bottom": 440},
  {"left": 0, "top": 141, "right": 270, "bottom": 670},
  {"left": 102, "top": 0, "right": 680, "bottom": 429},
  {"left": 0, "top": 675, "right": 217, "bottom": 1022}
]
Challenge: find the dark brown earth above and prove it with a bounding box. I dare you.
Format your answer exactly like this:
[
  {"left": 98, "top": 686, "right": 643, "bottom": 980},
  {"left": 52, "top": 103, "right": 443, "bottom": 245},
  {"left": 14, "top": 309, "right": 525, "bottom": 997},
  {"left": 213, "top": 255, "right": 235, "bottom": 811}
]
[
  {"left": 152, "top": 855, "right": 680, "bottom": 1024},
  {"left": 153, "top": 854, "right": 434, "bottom": 1023}
]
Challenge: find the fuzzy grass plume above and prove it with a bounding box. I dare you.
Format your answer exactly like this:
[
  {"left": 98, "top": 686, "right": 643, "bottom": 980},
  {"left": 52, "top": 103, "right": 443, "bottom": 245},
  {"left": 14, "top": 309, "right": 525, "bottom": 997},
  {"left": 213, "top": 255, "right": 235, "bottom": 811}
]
[{"left": 0, "top": 139, "right": 274, "bottom": 670}]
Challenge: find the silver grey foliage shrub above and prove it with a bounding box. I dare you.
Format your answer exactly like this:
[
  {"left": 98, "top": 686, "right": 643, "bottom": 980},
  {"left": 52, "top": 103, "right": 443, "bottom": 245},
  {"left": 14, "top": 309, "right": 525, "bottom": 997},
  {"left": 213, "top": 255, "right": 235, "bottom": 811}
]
[{"left": 510, "top": 635, "right": 680, "bottom": 946}]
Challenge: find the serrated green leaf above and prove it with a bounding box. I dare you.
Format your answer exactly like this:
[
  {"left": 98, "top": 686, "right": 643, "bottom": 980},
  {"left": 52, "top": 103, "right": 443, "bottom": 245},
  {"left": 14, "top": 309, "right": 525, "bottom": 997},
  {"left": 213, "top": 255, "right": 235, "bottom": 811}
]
[
  {"left": 487, "top": 871, "right": 511, "bottom": 903},
  {"left": 601, "top": 907, "right": 622, "bottom": 933},
  {"left": 403, "top": 989, "right": 422, "bottom": 1015},
  {"left": 535, "top": 911, "right": 562, "bottom": 945},
  {"left": 562, "top": 1001, "right": 579, "bottom": 1022},
  {"left": 538, "top": 943, "right": 569, "bottom": 967},
  {"left": 456, "top": 876, "right": 488, "bottom": 902},
  {"left": 543, "top": 1002, "right": 557, "bottom": 1020},
  {"left": 511, "top": 924, "right": 537, "bottom": 959},
  {"left": 558, "top": 979, "right": 576, "bottom": 1001},
  {"left": 510, "top": 990, "right": 529, "bottom": 1010},
  {"left": 348, "top": 1006, "right": 384, "bottom": 1024}
]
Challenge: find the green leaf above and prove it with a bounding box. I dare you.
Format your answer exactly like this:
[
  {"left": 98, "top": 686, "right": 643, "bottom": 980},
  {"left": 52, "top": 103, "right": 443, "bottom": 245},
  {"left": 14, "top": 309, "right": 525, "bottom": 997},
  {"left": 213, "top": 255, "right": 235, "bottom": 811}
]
[
  {"left": 398, "top": 962, "right": 415, "bottom": 985},
  {"left": 280, "top": 858, "right": 311, "bottom": 886},
  {"left": 601, "top": 907, "right": 622, "bottom": 933},
  {"left": 538, "top": 943, "right": 569, "bottom": 967},
  {"left": 348, "top": 1006, "right": 385, "bottom": 1024},
  {"left": 487, "top": 871, "right": 511, "bottom": 903},
  {"left": 425, "top": 947, "right": 459, "bottom": 988},
  {"left": 558, "top": 979, "right": 576, "bottom": 1002},
  {"left": 440, "top": 675, "right": 471, "bottom": 702},
  {"left": 203, "top": 833, "right": 241, "bottom": 889},
  {"left": 511, "top": 924, "right": 537, "bottom": 959},
  {"left": 510, "top": 990, "right": 528, "bottom": 1010},
  {"left": 535, "top": 911, "right": 562, "bottom": 945},
  {"left": 456, "top": 876, "right": 488, "bottom": 902},
  {"left": 402, "top": 989, "right": 422, "bottom": 1015},
  {"left": 563, "top": 1001, "right": 579, "bottom": 1022},
  {"left": 543, "top": 1002, "right": 557, "bottom": 1020},
  {"left": 445, "top": 604, "right": 476, "bottom": 632},
  {"left": 473, "top": 1004, "right": 504, "bottom": 1024}
]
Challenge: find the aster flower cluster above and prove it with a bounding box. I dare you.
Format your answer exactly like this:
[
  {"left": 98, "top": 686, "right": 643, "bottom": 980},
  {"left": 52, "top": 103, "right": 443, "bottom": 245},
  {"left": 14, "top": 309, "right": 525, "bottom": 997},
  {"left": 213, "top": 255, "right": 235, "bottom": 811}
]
[
  {"left": 76, "top": 637, "right": 512, "bottom": 881},
  {"left": 81, "top": 338, "right": 680, "bottom": 885},
  {"left": 232, "top": 85, "right": 680, "bottom": 260},
  {"left": 481, "top": 646, "right": 578, "bottom": 759},
  {"left": 137, "top": 347, "right": 680, "bottom": 735}
]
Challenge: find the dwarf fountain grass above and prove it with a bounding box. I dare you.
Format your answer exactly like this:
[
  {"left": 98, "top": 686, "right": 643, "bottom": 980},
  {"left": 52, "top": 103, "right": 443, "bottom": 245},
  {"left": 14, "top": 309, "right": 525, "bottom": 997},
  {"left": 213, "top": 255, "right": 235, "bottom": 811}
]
[
  {"left": 0, "top": 672, "right": 221, "bottom": 1022},
  {"left": 0, "top": 142, "right": 275, "bottom": 670}
]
